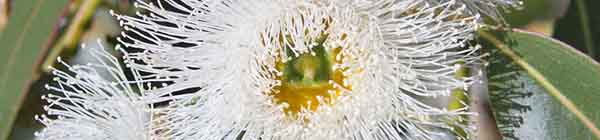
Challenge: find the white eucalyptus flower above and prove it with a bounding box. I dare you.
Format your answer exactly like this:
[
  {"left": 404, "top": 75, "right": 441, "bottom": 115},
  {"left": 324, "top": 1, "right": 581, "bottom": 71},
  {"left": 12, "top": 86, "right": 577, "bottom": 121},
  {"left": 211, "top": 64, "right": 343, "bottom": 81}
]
[
  {"left": 36, "top": 44, "right": 160, "bottom": 140},
  {"left": 113, "top": 0, "right": 484, "bottom": 139}
]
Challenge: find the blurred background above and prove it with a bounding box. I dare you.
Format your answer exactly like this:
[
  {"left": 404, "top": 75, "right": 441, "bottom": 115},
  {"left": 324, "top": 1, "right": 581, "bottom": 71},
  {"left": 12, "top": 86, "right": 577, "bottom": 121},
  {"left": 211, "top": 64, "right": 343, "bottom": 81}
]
[{"left": 0, "top": 0, "right": 598, "bottom": 140}]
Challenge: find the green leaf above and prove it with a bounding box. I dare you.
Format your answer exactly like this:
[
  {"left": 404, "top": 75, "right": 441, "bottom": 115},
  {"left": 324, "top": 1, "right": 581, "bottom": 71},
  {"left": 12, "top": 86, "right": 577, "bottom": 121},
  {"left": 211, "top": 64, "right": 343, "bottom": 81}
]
[
  {"left": 0, "top": 0, "right": 69, "bottom": 139},
  {"left": 480, "top": 29, "right": 600, "bottom": 140}
]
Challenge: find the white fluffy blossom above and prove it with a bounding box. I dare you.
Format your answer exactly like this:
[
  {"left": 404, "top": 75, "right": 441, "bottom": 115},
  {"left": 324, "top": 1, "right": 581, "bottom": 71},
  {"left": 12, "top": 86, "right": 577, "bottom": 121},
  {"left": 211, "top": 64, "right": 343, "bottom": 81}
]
[
  {"left": 109, "top": 0, "right": 489, "bottom": 139},
  {"left": 36, "top": 44, "right": 160, "bottom": 140},
  {"left": 35, "top": 0, "right": 511, "bottom": 139}
]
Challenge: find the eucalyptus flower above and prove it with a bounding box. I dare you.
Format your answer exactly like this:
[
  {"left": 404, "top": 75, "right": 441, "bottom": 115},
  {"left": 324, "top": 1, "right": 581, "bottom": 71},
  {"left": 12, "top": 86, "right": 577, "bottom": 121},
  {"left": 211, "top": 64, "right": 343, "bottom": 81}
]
[
  {"left": 36, "top": 44, "right": 159, "bottom": 140},
  {"left": 112, "top": 0, "right": 487, "bottom": 139}
]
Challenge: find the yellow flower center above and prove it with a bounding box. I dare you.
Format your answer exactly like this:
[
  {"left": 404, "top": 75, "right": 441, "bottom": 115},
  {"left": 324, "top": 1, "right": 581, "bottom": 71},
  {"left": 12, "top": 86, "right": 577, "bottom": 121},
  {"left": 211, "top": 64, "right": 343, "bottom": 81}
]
[{"left": 268, "top": 35, "right": 350, "bottom": 117}]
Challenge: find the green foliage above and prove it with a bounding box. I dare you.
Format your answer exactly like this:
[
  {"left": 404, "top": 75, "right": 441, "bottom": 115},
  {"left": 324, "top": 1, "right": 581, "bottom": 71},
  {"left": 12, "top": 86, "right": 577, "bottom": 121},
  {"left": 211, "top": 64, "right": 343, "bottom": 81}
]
[
  {"left": 481, "top": 29, "right": 600, "bottom": 139},
  {"left": 0, "top": 0, "right": 69, "bottom": 139}
]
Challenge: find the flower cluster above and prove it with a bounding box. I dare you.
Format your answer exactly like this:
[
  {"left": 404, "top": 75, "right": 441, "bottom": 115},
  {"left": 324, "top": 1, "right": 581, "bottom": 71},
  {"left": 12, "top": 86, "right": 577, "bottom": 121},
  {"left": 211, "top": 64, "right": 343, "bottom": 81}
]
[{"left": 37, "top": 0, "right": 517, "bottom": 140}]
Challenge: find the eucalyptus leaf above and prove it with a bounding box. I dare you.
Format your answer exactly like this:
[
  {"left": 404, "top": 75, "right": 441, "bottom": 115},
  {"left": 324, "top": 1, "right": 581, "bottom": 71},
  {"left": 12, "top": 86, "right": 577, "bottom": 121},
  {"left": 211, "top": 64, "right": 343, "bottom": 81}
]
[
  {"left": 0, "top": 0, "right": 69, "bottom": 139},
  {"left": 480, "top": 29, "right": 600, "bottom": 140}
]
